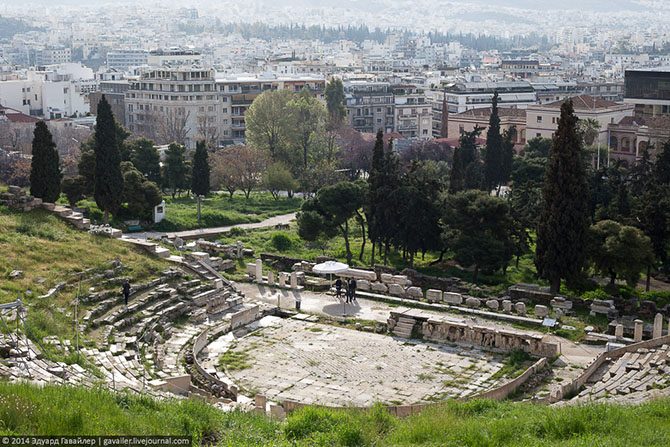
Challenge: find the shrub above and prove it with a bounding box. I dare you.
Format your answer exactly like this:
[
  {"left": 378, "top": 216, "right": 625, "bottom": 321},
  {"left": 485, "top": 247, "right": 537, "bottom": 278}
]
[
  {"left": 641, "top": 291, "right": 670, "bottom": 308},
  {"left": 581, "top": 289, "right": 611, "bottom": 301},
  {"left": 271, "top": 232, "right": 293, "bottom": 251}
]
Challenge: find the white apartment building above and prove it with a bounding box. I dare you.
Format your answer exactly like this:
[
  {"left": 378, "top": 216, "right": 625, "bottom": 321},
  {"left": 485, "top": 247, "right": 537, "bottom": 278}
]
[
  {"left": 106, "top": 49, "right": 149, "bottom": 71},
  {"left": 344, "top": 80, "right": 395, "bottom": 134},
  {"left": 125, "top": 67, "right": 219, "bottom": 149},
  {"left": 36, "top": 47, "right": 72, "bottom": 66},
  {"left": 392, "top": 84, "right": 432, "bottom": 139},
  {"left": 0, "top": 64, "right": 93, "bottom": 118},
  {"left": 147, "top": 49, "right": 203, "bottom": 67},
  {"left": 215, "top": 73, "right": 326, "bottom": 143}
]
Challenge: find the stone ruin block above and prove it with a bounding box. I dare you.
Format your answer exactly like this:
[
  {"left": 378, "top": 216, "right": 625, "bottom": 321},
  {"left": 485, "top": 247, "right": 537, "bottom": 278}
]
[
  {"left": 380, "top": 273, "right": 394, "bottom": 284},
  {"left": 443, "top": 292, "right": 463, "bottom": 305},
  {"left": 534, "top": 305, "right": 549, "bottom": 318},
  {"left": 356, "top": 279, "right": 370, "bottom": 291},
  {"left": 590, "top": 299, "right": 617, "bottom": 318},
  {"left": 391, "top": 275, "right": 412, "bottom": 287},
  {"left": 343, "top": 269, "right": 377, "bottom": 281},
  {"left": 388, "top": 283, "right": 406, "bottom": 297},
  {"left": 502, "top": 300, "right": 512, "bottom": 313},
  {"left": 406, "top": 286, "right": 423, "bottom": 300},
  {"left": 514, "top": 302, "right": 527, "bottom": 315},
  {"left": 465, "top": 297, "right": 481, "bottom": 308},
  {"left": 370, "top": 282, "right": 388, "bottom": 294},
  {"left": 485, "top": 299, "right": 499, "bottom": 311},
  {"left": 426, "top": 289, "right": 443, "bottom": 303},
  {"left": 550, "top": 297, "right": 573, "bottom": 311},
  {"left": 246, "top": 263, "right": 256, "bottom": 277}
]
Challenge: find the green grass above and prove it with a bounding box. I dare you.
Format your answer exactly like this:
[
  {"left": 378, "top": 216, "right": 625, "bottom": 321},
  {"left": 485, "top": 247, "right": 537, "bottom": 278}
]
[
  {"left": 153, "top": 192, "right": 302, "bottom": 232},
  {"left": 0, "top": 205, "right": 166, "bottom": 361},
  {"left": 2, "top": 382, "right": 670, "bottom": 446},
  {"left": 490, "top": 349, "right": 533, "bottom": 380},
  {"left": 220, "top": 223, "right": 543, "bottom": 294},
  {"left": 218, "top": 346, "right": 252, "bottom": 371}
]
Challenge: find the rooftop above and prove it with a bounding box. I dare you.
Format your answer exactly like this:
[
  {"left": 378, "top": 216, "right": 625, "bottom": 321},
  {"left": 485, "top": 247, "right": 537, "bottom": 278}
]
[
  {"left": 455, "top": 107, "right": 527, "bottom": 119},
  {"left": 0, "top": 105, "right": 39, "bottom": 124},
  {"left": 542, "top": 95, "right": 621, "bottom": 110}
]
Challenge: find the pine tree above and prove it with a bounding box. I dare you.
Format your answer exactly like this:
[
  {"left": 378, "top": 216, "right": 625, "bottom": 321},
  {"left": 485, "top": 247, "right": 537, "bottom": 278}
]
[
  {"left": 536, "top": 100, "right": 590, "bottom": 293},
  {"left": 94, "top": 95, "right": 124, "bottom": 224},
  {"left": 440, "top": 90, "right": 448, "bottom": 138},
  {"left": 191, "top": 140, "right": 210, "bottom": 196},
  {"left": 29, "top": 121, "right": 62, "bottom": 203},
  {"left": 483, "top": 91, "right": 503, "bottom": 193}
]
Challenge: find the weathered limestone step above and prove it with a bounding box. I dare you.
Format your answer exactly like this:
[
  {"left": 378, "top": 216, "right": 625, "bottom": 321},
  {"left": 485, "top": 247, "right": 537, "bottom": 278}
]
[{"left": 154, "top": 247, "right": 171, "bottom": 258}]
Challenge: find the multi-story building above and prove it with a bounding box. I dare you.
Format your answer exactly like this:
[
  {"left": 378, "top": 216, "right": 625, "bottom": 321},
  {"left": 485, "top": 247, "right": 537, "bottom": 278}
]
[
  {"left": 447, "top": 107, "right": 527, "bottom": 148},
  {"left": 427, "top": 80, "right": 536, "bottom": 138},
  {"left": 624, "top": 68, "right": 670, "bottom": 119},
  {"left": 216, "top": 73, "right": 326, "bottom": 144},
  {"left": 125, "top": 67, "right": 219, "bottom": 148},
  {"left": 578, "top": 81, "right": 625, "bottom": 102},
  {"left": 125, "top": 69, "right": 326, "bottom": 147},
  {"left": 106, "top": 49, "right": 149, "bottom": 71},
  {"left": 36, "top": 47, "right": 72, "bottom": 66},
  {"left": 608, "top": 115, "right": 670, "bottom": 163},
  {"left": 391, "top": 84, "right": 432, "bottom": 139},
  {"left": 526, "top": 95, "right": 634, "bottom": 145},
  {"left": 435, "top": 80, "right": 537, "bottom": 115},
  {"left": 89, "top": 80, "right": 129, "bottom": 123},
  {"left": 147, "top": 49, "right": 202, "bottom": 68},
  {"left": 344, "top": 80, "right": 395, "bottom": 134}
]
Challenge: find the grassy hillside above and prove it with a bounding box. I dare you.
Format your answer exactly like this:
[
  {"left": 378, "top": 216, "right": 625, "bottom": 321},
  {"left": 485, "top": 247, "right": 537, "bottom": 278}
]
[
  {"left": 1, "top": 382, "right": 669, "bottom": 446},
  {"left": 0, "top": 205, "right": 166, "bottom": 351}
]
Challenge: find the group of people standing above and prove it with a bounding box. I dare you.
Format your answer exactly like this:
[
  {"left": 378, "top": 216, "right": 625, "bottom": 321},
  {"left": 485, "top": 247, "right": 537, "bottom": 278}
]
[{"left": 334, "top": 278, "right": 357, "bottom": 304}]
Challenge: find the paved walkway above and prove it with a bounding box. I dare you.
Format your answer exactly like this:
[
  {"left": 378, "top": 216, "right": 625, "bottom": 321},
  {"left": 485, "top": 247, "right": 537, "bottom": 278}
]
[{"left": 123, "top": 212, "right": 297, "bottom": 241}]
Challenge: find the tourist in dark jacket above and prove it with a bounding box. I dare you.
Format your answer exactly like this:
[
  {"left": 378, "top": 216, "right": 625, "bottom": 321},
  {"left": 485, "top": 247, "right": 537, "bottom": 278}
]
[{"left": 122, "top": 280, "right": 131, "bottom": 306}]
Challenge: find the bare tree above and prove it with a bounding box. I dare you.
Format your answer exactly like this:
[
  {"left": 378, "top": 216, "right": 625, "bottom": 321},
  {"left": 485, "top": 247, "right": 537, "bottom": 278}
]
[
  {"left": 196, "top": 111, "right": 219, "bottom": 148},
  {"left": 157, "top": 107, "right": 191, "bottom": 146},
  {"left": 210, "top": 148, "right": 242, "bottom": 198}
]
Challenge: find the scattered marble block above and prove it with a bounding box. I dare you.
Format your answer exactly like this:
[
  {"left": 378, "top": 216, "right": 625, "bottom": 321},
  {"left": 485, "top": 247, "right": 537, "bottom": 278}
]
[
  {"left": 443, "top": 292, "right": 463, "bottom": 305},
  {"left": 465, "top": 297, "right": 481, "bottom": 308},
  {"left": 485, "top": 299, "right": 499, "bottom": 311},
  {"left": 535, "top": 305, "right": 549, "bottom": 318},
  {"left": 406, "top": 286, "right": 423, "bottom": 300},
  {"left": 426, "top": 289, "right": 443, "bottom": 303}
]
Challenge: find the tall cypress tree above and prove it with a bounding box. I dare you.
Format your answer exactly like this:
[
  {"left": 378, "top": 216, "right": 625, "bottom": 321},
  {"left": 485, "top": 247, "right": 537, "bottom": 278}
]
[
  {"left": 191, "top": 140, "right": 210, "bottom": 196},
  {"left": 483, "top": 91, "right": 502, "bottom": 192},
  {"left": 30, "top": 121, "right": 62, "bottom": 203},
  {"left": 367, "top": 129, "right": 385, "bottom": 264},
  {"left": 536, "top": 100, "right": 590, "bottom": 293},
  {"left": 324, "top": 79, "right": 346, "bottom": 124},
  {"left": 94, "top": 95, "right": 124, "bottom": 224}
]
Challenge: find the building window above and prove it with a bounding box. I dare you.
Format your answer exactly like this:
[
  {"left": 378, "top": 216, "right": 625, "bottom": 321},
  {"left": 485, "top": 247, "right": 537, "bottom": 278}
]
[
  {"left": 536, "top": 133, "right": 542, "bottom": 138},
  {"left": 536, "top": 116, "right": 542, "bottom": 123}
]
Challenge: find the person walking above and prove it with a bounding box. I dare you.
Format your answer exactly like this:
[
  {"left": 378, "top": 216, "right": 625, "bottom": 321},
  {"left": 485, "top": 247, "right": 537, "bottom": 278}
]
[
  {"left": 295, "top": 293, "right": 302, "bottom": 311},
  {"left": 335, "top": 278, "right": 343, "bottom": 299},
  {"left": 348, "top": 278, "right": 357, "bottom": 303},
  {"left": 122, "top": 280, "right": 131, "bottom": 306}
]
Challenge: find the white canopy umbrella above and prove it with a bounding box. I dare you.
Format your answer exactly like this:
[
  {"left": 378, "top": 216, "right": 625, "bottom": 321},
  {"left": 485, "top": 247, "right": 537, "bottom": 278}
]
[
  {"left": 312, "top": 261, "right": 350, "bottom": 315},
  {"left": 312, "top": 261, "right": 349, "bottom": 275}
]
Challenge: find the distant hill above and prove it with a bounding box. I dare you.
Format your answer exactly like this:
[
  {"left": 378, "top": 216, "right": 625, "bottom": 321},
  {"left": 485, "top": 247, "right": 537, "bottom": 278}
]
[
  {"left": 0, "top": 16, "right": 42, "bottom": 39},
  {"left": 464, "top": 0, "right": 645, "bottom": 12}
]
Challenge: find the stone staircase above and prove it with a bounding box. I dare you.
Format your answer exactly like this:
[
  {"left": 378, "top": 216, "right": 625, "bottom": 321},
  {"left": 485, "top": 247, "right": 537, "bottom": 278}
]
[
  {"left": 52, "top": 205, "right": 91, "bottom": 230},
  {"left": 571, "top": 345, "right": 670, "bottom": 404},
  {"left": 392, "top": 316, "right": 417, "bottom": 338}
]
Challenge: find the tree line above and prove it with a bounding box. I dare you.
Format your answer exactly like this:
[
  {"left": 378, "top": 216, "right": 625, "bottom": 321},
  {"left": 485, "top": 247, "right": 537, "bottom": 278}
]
[
  {"left": 298, "top": 96, "right": 670, "bottom": 294},
  {"left": 29, "top": 95, "right": 214, "bottom": 224}
]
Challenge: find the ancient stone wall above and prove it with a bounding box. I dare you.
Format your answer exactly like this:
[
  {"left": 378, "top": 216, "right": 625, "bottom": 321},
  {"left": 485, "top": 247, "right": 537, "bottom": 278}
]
[{"left": 418, "top": 317, "right": 559, "bottom": 358}]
